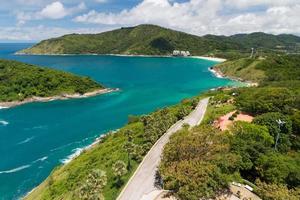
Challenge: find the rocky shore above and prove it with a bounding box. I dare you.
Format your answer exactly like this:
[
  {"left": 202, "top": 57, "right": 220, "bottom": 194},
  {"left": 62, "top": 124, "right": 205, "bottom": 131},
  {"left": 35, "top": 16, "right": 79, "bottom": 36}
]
[
  {"left": 209, "top": 66, "right": 258, "bottom": 87},
  {"left": 0, "top": 88, "right": 120, "bottom": 108}
]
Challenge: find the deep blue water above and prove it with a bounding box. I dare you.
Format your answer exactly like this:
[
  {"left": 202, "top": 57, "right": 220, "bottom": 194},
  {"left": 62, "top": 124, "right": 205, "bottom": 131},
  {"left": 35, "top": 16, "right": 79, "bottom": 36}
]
[{"left": 0, "top": 43, "right": 237, "bottom": 199}]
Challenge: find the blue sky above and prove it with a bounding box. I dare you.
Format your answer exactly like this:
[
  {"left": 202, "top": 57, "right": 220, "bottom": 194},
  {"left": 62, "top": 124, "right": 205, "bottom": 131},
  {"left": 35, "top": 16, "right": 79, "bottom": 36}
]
[{"left": 0, "top": 0, "right": 299, "bottom": 42}]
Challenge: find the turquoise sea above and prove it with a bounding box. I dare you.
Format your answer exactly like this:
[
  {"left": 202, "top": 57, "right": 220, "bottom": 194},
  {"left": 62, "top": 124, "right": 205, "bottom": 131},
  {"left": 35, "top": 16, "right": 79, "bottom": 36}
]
[{"left": 0, "top": 44, "right": 237, "bottom": 200}]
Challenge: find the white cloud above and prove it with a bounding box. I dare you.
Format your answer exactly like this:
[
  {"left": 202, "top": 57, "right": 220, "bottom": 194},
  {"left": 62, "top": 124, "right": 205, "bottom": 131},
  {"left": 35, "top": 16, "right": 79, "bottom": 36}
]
[
  {"left": 224, "top": 0, "right": 299, "bottom": 9},
  {"left": 74, "top": 0, "right": 300, "bottom": 36},
  {"left": 95, "top": 0, "right": 107, "bottom": 3},
  {"left": 16, "top": 1, "right": 86, "bottom": 24},
  {"left": 39, "top": 1, "right": 68, "bottom": 19}
]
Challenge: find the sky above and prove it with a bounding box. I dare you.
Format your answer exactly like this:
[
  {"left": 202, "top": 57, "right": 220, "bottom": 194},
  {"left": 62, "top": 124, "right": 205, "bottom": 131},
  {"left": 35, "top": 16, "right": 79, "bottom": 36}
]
[{"left": 0, "top": 0, "right": 300, "bottom": 42}]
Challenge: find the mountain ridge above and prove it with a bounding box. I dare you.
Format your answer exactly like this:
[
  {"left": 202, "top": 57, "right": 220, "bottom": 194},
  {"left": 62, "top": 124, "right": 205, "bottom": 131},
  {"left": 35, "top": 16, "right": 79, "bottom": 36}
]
[{"left": 18, "top": 24, "right": 300, "bottom": 56}]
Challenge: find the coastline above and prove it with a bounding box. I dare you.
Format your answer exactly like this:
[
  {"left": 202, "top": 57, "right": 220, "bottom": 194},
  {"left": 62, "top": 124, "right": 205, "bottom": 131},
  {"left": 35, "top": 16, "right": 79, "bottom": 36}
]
[
  {"left": 191, "top": 56, "right": 227, "bottom": 62},
  {"left": 16, "top": 52, "right": 227, "bottom": 62},
  {"left": 0, "top": 88, "right": 120, "bottom": 109},
  {"left": 208, "top": 66, "right": 259, "bottom": 87},
  {"left": 23, "top": 129, "right": 119, "bottom": 198}
]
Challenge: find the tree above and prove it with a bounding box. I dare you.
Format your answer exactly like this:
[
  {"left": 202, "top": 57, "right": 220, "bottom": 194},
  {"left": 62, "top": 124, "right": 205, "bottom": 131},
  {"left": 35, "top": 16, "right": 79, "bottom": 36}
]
[
  {"left": 255, "top": 152, "right": 300, "bottom": 187},
  {"left": 291, "top": 110, "right": 300, "bottom": 134},
  {"left": 160, "top": 126, "right": 241, "bottom": 200},
  {"left": 254, "top": 112, "right": 292, "bottom": 152},
  {"left": 123, "top": 129, "right": 134, "bottom": 170},
  {"left": 128, "top": 115, "right": 140, "bottom": 124},
  {"left": 176, "top": 106, "right": 191, "bottom": 120},
  {"left": 255, "top": 179, "right": 300, "bottom": 200},
  {"left": 230, "top": 122, "right": 274, "bottom": 172},
  {"left": 78, "top": 169, "right": 107, "bottom": 200},
  {"left": 112, "top": 160, "right": 127, "bottom": 186},
  {"left": 236, "top": 87, "right": 295, "bottom": 115}
]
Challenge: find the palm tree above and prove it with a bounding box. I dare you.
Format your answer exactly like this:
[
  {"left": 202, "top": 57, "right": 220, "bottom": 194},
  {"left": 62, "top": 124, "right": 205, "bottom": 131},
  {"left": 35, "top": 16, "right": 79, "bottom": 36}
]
[
  {"left": 112, "top": 160, "right": 127, "bottom": 186},
  {"left": 123, "top": 129, "right": 134, "bottom": 169},
  {"left": 78, "top": 169, "right": 107, "bottom": 200},
  {"left": 123, "top": 141, "right": 134, "bottom": 170}
]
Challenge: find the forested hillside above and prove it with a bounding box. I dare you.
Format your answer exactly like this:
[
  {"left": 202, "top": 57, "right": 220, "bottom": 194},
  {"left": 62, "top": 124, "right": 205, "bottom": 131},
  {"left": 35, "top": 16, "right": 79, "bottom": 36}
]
[
  {"left": 19, "top": 24, "right": 300, "bottom": 56},
  {"left": 215, "top": 54, "right": 300, "bottom": 87},
  {"left": 160, "top": 54, "right": 300, "bottom": 200},
  {"left": 0, "top": 59, "right": 103, "bottom": 102}
]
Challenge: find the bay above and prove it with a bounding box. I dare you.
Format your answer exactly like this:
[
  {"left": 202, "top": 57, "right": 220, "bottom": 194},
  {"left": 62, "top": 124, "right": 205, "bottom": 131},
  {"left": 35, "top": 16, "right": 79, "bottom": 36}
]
[{"left": 0, "top": 43, "right": 237, "bottom": 199}]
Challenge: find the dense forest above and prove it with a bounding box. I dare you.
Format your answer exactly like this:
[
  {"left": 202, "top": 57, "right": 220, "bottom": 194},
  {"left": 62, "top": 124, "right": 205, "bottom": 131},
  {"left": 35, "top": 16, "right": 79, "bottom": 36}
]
[
  {"left": 19, "top": 24, "right": 300, "bottom": 56},
  {"left": 159, "top": 54, "right": 300, "bottom": 200},
  {"left": 0, "top": 59, "right": 103, "bottom": 102}
]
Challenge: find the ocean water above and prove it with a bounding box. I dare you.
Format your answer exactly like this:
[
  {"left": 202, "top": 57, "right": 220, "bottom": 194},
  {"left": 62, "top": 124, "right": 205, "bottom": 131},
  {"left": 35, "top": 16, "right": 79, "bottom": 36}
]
[{"left": 0, "top": 43, "right": 237, "bottom": 200}]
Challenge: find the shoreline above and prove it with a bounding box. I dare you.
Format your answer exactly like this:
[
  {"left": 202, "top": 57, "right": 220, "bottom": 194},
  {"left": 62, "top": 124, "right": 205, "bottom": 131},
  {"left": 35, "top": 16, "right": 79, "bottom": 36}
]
[
  {"left": 0, "top": 88, "right": 120, "bottom": 109},
  {"left": 191, "top": 56, "right": 227, "bottom": 62},
  {"left": 208, "top": 66, "right": 259, "bottom": 87},
  {"left": 23, "top": 129, "right": 119, "bottom": 198},
  {"left": 16, "top": 52, "right": 226, "bottom": 62}
]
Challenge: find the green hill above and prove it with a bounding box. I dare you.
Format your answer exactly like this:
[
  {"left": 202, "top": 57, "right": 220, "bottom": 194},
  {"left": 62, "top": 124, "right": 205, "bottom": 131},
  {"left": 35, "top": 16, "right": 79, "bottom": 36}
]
[
  {"left": 214, "top": 55, "right": 300, "bottom": 86},
  {"left": 18, "top": 24, "right": 300, "bottom": 56},
  {"left": 0, "top": 59, "right": 103, "bottom": 102}
]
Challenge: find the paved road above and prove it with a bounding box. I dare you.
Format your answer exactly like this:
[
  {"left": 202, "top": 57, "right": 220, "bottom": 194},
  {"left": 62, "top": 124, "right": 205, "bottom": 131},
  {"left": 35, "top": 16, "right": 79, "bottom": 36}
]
[{"left": 117, "top": 97, "right": 210, "bottom": 200}]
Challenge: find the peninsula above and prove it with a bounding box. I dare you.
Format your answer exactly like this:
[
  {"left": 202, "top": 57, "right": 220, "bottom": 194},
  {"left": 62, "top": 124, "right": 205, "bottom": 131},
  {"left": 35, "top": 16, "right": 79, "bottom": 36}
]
[{"left": 0, "top": 59, "right": 114, "bottom": 108}]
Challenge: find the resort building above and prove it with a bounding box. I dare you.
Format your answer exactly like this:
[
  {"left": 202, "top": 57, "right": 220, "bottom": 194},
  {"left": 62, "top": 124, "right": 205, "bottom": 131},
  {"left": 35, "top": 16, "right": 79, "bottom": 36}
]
[{"left": 172, "top": 50, "right": 191, "bottom": 57}]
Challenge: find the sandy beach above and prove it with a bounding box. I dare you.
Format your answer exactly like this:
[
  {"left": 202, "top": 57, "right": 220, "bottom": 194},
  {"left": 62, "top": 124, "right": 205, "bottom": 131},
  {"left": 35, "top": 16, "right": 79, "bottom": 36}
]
[
  {"left": 0, "top": 88, "right": 119, "bottom": 109},
  {"left": 191, "top": 56, "right": 227, "bottom": 62},
  {"left": 16, "top": 52, "right": 228, "bottom": 62}
]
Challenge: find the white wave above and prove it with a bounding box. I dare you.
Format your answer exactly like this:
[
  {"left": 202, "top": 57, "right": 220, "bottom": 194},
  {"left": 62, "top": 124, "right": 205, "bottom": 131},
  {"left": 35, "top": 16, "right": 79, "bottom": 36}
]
[
  {"left": 0, "top": 106, "right": 8, "bottom": 109},
  {"left": 0, "top": 120, "right": 9, "bottom": 126},
  {"left": 17, "top": 136, "right": 34, "bottom": 145},
  {"left": 59, "top": 131, "right": 118, "bottom": 165},
  {"left": 0, "top": 165, "right": 31, "bottom": 174},
  {"left": 208, "top": 68, "right": 224, "bottom": 79},
  {"left": 60, "top": 148, "right": 84, "bottom": 164},
  {"left": 50, "top": 141, "right": 76, "bottom": 152},
  {"left": 32, "top": 156, "right": 48, "bottom": 163}
]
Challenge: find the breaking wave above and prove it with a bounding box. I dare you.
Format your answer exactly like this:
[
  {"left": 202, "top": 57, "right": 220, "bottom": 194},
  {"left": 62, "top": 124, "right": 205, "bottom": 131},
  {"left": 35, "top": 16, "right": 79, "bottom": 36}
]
[
  {"left": 0, "top": 120, "right": 9, "bottom": 126},
  {"left": 17, "top": 137, "right": 35, "bottom": 145},
  {"left": 0, "top": 165, "right": 31, "bottom": 174}
]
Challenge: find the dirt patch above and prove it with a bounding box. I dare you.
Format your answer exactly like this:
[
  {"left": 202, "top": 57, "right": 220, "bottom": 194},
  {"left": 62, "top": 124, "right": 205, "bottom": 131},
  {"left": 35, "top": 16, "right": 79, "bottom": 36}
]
[{"left": 214, "top": 110, "right": 253, "bottom": 131}]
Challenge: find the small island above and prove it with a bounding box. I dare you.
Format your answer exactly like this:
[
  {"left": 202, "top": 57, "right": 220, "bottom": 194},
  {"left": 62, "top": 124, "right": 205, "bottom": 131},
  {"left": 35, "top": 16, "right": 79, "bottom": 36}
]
[{"left": 0, "top": 59, "right": 117, "bottom": 108}]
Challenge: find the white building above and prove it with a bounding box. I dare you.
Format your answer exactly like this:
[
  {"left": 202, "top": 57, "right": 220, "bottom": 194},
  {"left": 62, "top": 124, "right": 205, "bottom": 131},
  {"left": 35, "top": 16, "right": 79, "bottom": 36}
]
[{"left": 173, "top": 50, "right": 191, "bottom": 57}]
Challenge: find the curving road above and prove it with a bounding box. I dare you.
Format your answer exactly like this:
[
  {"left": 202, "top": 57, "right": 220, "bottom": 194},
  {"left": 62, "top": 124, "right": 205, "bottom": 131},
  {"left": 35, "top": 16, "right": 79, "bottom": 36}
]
[{"left": 117, "top": 97, "right": 210, "bottom": 200}]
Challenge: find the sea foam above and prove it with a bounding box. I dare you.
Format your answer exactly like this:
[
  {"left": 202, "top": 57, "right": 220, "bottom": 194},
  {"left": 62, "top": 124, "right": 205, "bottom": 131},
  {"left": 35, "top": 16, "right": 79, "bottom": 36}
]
[
  {"left": 0, "top": 120, "right": 9, "bottom": 126},
  {"left": 0, "top": 165, "right": 31, "bottom": 174},
  {"left": 17, "top": 137, "right": 35, "bottom": 145},
  {"left": 60, "top": 148, "right": 84, "bottom": 164},
  {"left": 32, "top": 156, "right": 48, "bottom": 163}
]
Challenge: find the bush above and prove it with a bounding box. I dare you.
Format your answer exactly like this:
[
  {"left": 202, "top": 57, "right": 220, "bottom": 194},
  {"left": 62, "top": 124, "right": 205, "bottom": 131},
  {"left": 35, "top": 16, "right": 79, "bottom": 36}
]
[{"left": 236, "top": 87, "right": 296, "bottom": 115}]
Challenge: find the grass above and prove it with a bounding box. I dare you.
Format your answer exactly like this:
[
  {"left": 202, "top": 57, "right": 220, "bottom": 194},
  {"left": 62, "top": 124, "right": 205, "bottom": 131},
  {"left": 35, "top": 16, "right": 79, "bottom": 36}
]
[
  {"left": 202, "top": 98, "right": 236, "bottom": 125},
  {"left": 215, "top": 58, "right": 265, "bottom": 82}
]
